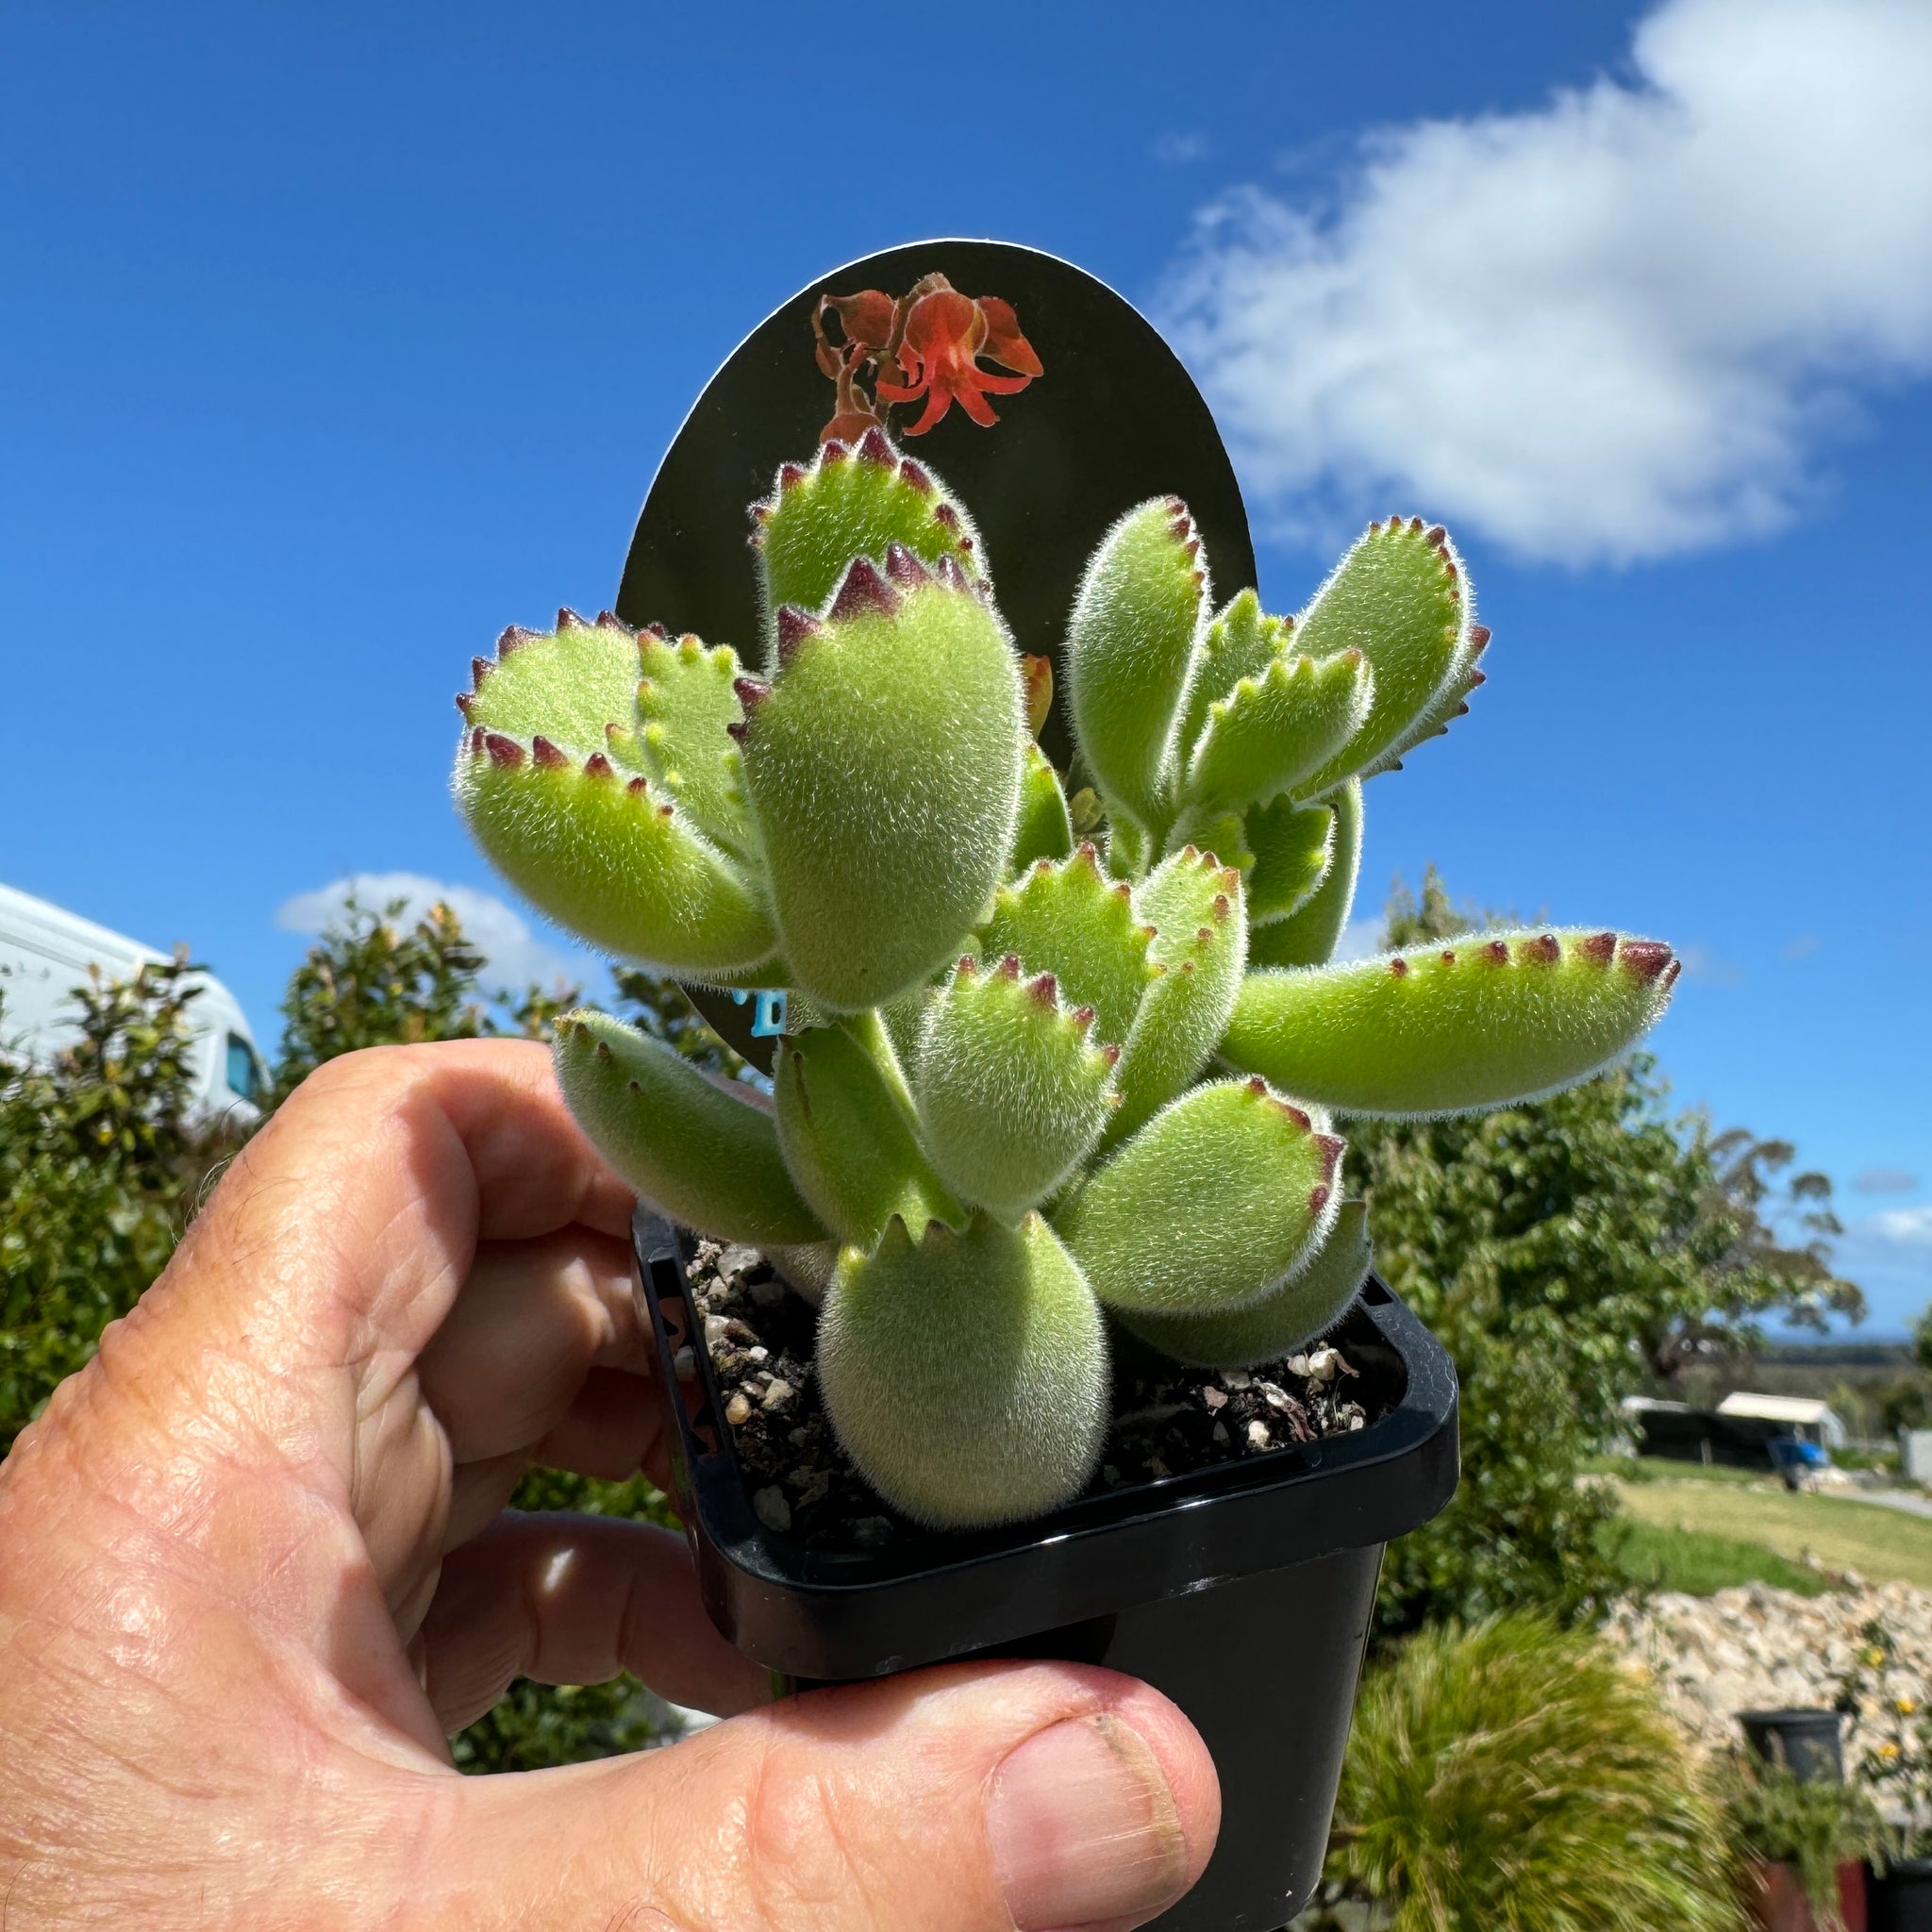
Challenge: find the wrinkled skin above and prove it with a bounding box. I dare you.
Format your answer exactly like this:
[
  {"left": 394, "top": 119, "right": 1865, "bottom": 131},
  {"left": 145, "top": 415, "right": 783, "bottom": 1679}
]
[{"left": 0, "top": 1041, "right": 1217, "bottom": 1931}]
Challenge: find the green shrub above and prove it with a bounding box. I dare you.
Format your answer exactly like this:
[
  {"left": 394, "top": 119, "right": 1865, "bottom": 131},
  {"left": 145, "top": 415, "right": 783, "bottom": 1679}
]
[
  {"left": 1325, "top": 1615, "right": 1741, "bottom": 1932},
  {"left": 1357, "top": 870, "right": 1860, "bottom": 1637},
  {"left": 0, "top": 958, "right": 242, "bottom": 1457},
  {"left": 1714, "top": 1757, "right": 1881, "bottom": 1931}
]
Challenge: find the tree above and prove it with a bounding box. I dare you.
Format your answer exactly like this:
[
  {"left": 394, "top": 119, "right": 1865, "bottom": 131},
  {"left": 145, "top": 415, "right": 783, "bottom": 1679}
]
[
  {"left": 1359, "top": 869, "right": 1861, "bottom": 1634},
  {"left": 1, "top": 957, "right": 242, "bottom": 1456},
  {"left": 271, "top": 896, "right": 495, "bottom": 1098}
]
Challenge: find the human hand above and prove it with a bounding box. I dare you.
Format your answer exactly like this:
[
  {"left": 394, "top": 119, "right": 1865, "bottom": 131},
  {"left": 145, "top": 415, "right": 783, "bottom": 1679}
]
[{"left": 0, "top": 1040, "right": 1218, "bottom": 1929}]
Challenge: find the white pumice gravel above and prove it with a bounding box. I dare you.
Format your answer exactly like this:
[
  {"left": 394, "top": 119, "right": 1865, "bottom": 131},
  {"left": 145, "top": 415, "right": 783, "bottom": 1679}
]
[{"left": 1602, "top": 1578, "right": 1932, "bottom": 1781}]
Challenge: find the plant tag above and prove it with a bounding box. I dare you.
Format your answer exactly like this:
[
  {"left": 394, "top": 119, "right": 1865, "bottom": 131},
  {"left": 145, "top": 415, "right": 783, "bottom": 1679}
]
[{"left": 614, "top": 239, "right": 1255, "bottom": 1067}]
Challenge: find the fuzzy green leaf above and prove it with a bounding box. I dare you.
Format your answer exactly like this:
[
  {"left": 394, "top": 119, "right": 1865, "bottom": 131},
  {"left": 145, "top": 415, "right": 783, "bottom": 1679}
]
[
  {"left": 752, "top": 435, "right": 984, "bottom": 660},
  {"left": 1053, "top": 1076, "right": 1343, "bottom": 1316},
  {"left": 1103, "top": 846, "right": 1248, "bottom": 1147},
  {"left": 1220, "top": 929, "right": 1681, "bottom": 1117},
  {"left": 1294, "top": 519, "right": 1472, "bottom": 796},
  {"left": 458, "top": 610, "right": 641, "bottom": 758},
  {"left": 553, "top": 1009, "right": 823, "bottom": 1244},
  {"left": 877, "top": 984, "right": 931, "bottom": 1069},
  {"left": 1159, "top": 806, "right": 1254, "bottom": 877},
  {"left": 1009, "top": 743, "right": 1074, "bottom": 874},
  {"left": 774, "top": 1024, "right": 963, "bottom": 1248},
  {"left": 1364, "top": 618, "right": 1490, "bottom": 778},
  {"left": 974, "top": 842, "right": 1156, "bottom": 1051},
  {"left": 764, "top": 1239, "right": 841, "bottom": 1308},
  {"left": 625, "top": 630, "right": 758, "bottom": 860},
  {"left": 1065, "top": 497, "right": 1208, "bottom": 829},
  {"left": 1177, "top": 589, "right": 1290, "bottom": 757},
  {"left": 739, "top": 563, "right": 1024, "bottom": 1011},
  {"left": 1122, "top": 1201, "right": 1372, "bottom": 1369},
  {"left": 1106, "top": 814, "right": 1153, "bottom": 881},
  {"left": 455, "top": 732, "right": 776, "bottom": 974},
  {"left": 1248, "top": 778, "right": 1360, "bottom": 969},
  {"left": 1180, "top": 646, "right": 1374, "bottom": 817},
  {"left": 816, "top": 1212, "right": 1108, "bottom": 1528},
  {"left": 913, "top": 957, "right": 1119, "bottom": 1220},
  {"left": 1245, "top": 796, "right": 1335, "bottom": 926}
]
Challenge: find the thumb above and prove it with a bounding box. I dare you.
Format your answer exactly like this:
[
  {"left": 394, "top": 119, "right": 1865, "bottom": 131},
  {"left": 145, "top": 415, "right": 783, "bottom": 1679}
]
[{"left": 451, "top": 1659, "right": 1220, "bottom": 1932}]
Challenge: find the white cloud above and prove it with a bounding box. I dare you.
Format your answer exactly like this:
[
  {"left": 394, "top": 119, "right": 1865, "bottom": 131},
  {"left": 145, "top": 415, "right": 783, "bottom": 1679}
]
[
  {"left": 1872, "top": 1205, "right": 1932, "bottom": 1248},
  {"left": 275, "top": 873, "right": 591, "bottom": 994},
  {"left": 1158, "top": 0, "right": 1932, "bottom": 564},
  {"left": 1331, "top": 914, "right": 1385, "bottom": 962},
  {"left": 1153, "top": 130, "right": 1208, "bottom": 166}
]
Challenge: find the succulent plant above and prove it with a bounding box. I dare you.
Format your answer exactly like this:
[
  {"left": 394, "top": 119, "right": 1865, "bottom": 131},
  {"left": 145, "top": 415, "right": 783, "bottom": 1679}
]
[{"left": 452, "top": 428, "right": 1678, "bottom": 1530}]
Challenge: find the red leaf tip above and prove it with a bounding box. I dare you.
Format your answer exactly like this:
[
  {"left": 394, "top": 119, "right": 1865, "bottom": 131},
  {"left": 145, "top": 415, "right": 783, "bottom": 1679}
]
[
  {"left": 774, "top": 606, "right": 821, "bottom": 661},
  {"left": 828, "top": 556, "right": 900, "bottom": 623},
  {"left": 1620, "top": 940, "right": 1675, "bottom": 984}
]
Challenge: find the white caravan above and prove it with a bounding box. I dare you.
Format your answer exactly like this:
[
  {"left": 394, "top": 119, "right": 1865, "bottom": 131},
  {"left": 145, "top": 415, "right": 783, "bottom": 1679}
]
[{"left": 0, "top": 882, "right": 265, "bottom": 1124}]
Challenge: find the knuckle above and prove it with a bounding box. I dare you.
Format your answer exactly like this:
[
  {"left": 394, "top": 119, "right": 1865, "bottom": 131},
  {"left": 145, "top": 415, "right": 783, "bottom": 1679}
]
[{"left": 737, "top": 1737, "right": 882, "bottom": 1924}]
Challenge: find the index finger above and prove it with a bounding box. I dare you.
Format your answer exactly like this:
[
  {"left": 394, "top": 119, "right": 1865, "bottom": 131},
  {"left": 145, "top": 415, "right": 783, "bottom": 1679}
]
[{"left": 153, "top": 1038, "right": 640, "bottom": 1381}]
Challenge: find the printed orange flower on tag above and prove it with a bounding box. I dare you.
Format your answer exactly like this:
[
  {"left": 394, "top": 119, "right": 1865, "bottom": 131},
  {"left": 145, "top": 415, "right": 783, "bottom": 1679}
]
[{"left": 811, "top": 273, "right": 1041, "bottom": 442}]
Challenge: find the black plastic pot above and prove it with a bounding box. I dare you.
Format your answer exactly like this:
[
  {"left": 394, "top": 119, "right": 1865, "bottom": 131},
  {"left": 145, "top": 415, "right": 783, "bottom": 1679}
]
[
  {"left": 1740, "top": 1708, "right": 1847, "bottom": 1784},
  {"left": 632, "top": 1208, "right": 1458, "bottom": 1930},
  {"left": 1870, "top": 1858, "right": 1932, "bottom": 1932}
]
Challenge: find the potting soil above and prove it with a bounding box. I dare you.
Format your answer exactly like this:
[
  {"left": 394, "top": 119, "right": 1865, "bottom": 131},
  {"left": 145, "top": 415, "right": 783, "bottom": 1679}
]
[{"left": 686, "top": 1238, "right": 1381, "bottom": 1554}]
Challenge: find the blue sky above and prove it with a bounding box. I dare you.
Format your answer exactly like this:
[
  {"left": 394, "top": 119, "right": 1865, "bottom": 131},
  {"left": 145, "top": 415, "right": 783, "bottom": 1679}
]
[{"left": 4, "top": 0, "right": 1928, "bottom": 1335}]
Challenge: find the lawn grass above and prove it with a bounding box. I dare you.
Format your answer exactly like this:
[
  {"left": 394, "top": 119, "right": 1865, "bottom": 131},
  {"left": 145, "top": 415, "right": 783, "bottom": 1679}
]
[
  {"left": 1601, "top": 1516, "right": 1832, "bottom": 1596},
  {"left": 1582, "top": 1452, "right": 1774, "bottom": 1488},
  {"left": 1611, "top": 1478, "right": 1932, "bottom": 1590}
]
